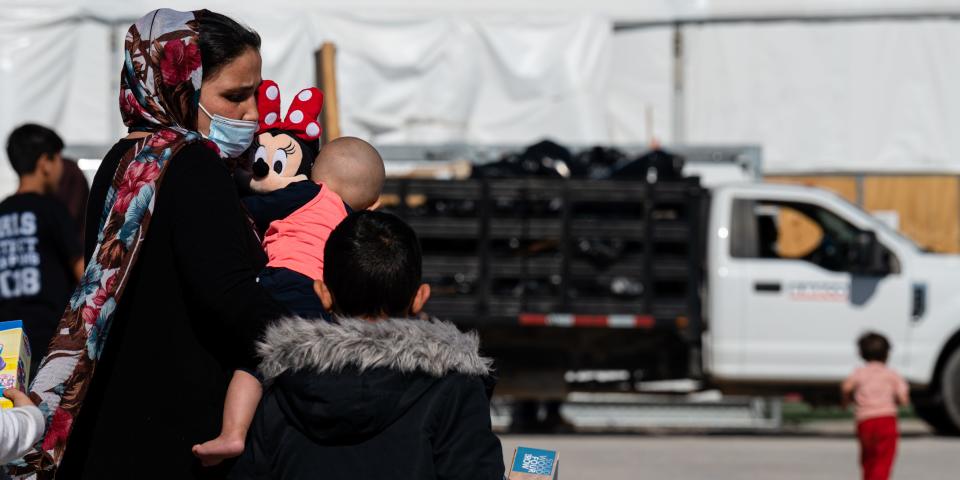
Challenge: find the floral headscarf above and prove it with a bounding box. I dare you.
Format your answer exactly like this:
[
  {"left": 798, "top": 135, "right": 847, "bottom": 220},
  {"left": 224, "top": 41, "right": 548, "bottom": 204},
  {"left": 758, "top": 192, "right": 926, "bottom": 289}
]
[{"left": 9, "top": 8, "right": 217, "bottom": 476}]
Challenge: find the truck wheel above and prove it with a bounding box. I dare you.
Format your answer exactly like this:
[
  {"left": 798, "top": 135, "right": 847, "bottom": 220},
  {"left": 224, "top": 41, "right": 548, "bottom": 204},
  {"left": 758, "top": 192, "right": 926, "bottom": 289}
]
[
  {"left": 912, "top": 396, "right": 957, "bottom": 436},
  {"left": 940, "top": 348, "right": 960, "bottom": 435}
]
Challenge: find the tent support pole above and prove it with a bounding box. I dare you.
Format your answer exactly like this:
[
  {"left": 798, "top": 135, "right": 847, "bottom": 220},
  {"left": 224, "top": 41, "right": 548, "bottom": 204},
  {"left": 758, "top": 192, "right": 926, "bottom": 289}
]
[{"left": 316, "top": 42, "right": 342, "bottom": 144}]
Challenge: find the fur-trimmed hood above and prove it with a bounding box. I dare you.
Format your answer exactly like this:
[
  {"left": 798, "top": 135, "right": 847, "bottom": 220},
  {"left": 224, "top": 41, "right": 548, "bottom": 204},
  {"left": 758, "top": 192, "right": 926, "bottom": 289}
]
[
  {"left": 257, "top": 316, "right": 493, "bottom": 382},
  {"left": 255, "top": 316, "right": 495, "bottom": 444}
]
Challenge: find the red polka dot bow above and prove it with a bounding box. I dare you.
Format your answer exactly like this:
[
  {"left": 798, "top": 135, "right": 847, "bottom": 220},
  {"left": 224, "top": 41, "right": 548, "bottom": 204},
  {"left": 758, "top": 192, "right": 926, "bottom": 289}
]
[{"left": 256, "top": 79, "right": 324, "bottom": 141}]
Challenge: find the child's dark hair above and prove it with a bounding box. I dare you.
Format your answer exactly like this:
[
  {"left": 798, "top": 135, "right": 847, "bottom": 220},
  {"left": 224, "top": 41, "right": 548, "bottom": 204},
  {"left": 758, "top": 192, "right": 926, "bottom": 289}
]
[
  {"left": 858, "top": 332, "right": 891, "bottom": 363},
  {"left": 198, "top": 10, "right": 261, "bottom": 80},
  {"left": 324, "top": 211, "right": 423, "bottom": 318},
  {"left": 5, "top": 124, "right": 63, "bottom": 177}
]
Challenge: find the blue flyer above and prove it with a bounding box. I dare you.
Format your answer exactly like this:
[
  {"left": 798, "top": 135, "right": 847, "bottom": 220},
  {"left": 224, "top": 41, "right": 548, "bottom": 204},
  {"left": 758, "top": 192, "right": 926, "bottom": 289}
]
[{"left": 509, "top": 447, "right": 558, "bottom": 479}]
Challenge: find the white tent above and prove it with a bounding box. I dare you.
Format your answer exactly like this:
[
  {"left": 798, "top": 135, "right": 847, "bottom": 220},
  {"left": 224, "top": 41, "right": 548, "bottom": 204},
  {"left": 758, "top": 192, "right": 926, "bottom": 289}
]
[{"left": 2, "top": 0, "right": 960, "bottom": 194}]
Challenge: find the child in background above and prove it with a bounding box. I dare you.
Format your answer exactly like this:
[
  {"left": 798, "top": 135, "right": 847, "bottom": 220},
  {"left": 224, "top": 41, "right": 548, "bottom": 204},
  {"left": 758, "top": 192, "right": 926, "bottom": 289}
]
[
  {"left": 842, "top": 332, "right": 909, "bottom": 480},
  {"left": 0, "top": 388, "right": 45, "bottom": 464},
  {"left": 192, "top": 137, "right": 386, "bottom": 466},
  {"left": 231, "top": 211, "right": 504, "bottom": 480},
  {"left": 1, "top": 124, "right": 84, "bottom": 372}
]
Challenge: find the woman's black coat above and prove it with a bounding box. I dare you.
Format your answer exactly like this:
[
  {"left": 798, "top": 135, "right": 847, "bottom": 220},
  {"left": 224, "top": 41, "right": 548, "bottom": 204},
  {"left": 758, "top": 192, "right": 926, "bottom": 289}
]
[{"left": 57, "top": 139, "right": 286, "bottom": 479}]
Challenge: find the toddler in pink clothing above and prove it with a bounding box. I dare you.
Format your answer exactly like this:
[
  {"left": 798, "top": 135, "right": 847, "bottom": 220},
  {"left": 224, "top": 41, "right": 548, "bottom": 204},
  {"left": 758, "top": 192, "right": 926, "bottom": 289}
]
[
  {"left": 842, "top": 332, "right": 909, "bottom": 480},
  {"left": 193, "top": 136, "right": 386, "bottom": 466},
  {"left": 245, "top": 136, "right": 386, "bottom": 320}
]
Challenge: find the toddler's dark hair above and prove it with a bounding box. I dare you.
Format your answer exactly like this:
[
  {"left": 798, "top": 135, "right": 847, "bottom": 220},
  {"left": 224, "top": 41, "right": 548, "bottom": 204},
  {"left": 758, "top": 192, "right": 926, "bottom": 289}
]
[{"left": 858, "top": 332, "right": 890, "bottom": 363}]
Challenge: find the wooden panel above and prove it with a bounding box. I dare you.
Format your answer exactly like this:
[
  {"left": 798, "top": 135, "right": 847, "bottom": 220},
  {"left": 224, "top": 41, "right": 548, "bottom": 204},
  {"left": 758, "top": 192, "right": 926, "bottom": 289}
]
[
  {"left": 776, "top": 206, "right": 823, "bottom": 259},
  {"left": 766, "top": 176, "right": 859, "bottom": 203},
  {"left": 863, "top": 176, "right": 960, "bottom": 254}
]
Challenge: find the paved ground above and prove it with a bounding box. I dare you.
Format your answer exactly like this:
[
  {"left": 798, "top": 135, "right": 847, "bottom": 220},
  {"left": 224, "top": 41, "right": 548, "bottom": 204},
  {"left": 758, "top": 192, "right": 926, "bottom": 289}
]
[{"left": 499, "top": 420, "right": 960, "bottom": 479}]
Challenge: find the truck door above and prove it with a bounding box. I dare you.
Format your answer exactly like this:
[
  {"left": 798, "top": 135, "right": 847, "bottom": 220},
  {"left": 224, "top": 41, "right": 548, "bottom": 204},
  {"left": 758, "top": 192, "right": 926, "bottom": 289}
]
[{"left": 728, "top": 198, "right": 908, "bottom": 382}]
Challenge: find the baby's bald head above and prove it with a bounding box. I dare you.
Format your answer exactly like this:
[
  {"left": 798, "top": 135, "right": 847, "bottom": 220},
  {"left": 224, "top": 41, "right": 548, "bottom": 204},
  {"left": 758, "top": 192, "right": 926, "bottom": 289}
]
[{"left": 311, "top": 137, "right": 385, "bottom": 210}]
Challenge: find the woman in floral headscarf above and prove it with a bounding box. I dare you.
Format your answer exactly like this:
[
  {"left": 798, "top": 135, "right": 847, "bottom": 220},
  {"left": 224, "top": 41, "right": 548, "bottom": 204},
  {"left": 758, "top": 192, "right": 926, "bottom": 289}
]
[{"left": 8, "top": 9, "right": 286, "bottom": 479}]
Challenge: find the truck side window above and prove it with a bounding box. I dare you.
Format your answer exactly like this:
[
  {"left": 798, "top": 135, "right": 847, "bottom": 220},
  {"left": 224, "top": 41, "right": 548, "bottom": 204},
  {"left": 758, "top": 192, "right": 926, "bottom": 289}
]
[{"left": 731, "top": 199, "right": 879, "bottom": 273}]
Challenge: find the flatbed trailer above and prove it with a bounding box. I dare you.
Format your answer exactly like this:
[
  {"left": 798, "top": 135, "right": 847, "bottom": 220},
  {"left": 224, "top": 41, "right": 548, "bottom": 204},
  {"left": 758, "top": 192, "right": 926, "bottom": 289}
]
[{"left": 381, "top": 175, "right": 709, "bottom": 398}]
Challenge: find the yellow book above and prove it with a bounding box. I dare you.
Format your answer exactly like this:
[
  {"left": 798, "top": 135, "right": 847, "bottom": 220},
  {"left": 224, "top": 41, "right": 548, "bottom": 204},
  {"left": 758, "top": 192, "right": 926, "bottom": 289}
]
[{"left": 0, "top": 320, "right": 31, "bottom": 409}]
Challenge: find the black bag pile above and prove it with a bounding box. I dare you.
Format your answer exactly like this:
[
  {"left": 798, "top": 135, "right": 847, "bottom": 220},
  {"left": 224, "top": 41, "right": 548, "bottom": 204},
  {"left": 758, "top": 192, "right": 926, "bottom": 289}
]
[{"left": 381, "top": 139, "right": 700, "bottom": 322}]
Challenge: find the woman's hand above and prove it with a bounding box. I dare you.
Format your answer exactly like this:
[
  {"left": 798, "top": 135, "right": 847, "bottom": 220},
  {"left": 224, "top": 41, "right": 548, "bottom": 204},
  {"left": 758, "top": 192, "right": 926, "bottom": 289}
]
[
  {"left": 3, "top": 388, "right": 35, "bottom": 408},
  {"left": 249, "top": 174, "right": 308, "bottom": 194}
]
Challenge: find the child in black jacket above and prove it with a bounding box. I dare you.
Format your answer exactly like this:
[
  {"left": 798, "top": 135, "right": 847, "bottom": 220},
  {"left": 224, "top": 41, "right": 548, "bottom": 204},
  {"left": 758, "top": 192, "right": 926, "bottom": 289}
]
[{"left": 230, "top": 211, "right": 505, "bottom": 480}]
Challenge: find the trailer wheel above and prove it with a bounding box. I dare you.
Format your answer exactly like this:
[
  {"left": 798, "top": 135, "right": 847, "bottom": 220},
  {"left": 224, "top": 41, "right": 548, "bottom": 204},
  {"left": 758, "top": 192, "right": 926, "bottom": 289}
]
[
  {"left": 509, "top": 401, "right": 574, "bottom": 433},
  {"left": 939, "top": 347, "right": 960, "bottom": 435},
  {"left": 509, "top": 401, "right": 541, "bottom": 433}
]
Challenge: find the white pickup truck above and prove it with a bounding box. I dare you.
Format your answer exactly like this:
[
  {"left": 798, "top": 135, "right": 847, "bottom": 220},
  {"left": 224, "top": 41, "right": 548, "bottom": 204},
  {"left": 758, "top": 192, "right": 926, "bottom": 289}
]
[
  {"left": 384, "top": 174, "right": 960, "bottom": 434},
  {"left": 706, "top": 183, "right": 960, "bottom": 434}
]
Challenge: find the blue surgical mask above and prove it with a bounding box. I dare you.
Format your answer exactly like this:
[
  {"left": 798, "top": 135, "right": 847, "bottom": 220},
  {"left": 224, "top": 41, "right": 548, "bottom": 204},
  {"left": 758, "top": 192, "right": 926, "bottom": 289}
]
[{"left": 199, "top": 103, "right": 258, "bottom": 159}]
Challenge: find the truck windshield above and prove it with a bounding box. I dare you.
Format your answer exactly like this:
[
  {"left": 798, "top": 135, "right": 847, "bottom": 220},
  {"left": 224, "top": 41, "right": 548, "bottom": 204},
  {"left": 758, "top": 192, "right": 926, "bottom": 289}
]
[
  {"left": 867, "top": 213, "right": 921, "bottom": 251},
  {"left": 828, "top": 194, "right": 920, "bottom": 252}
]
